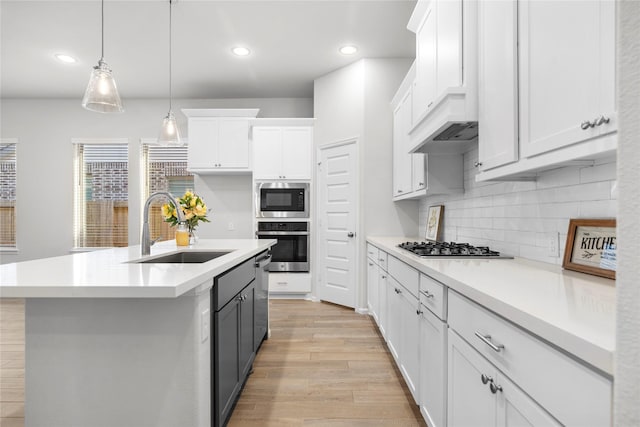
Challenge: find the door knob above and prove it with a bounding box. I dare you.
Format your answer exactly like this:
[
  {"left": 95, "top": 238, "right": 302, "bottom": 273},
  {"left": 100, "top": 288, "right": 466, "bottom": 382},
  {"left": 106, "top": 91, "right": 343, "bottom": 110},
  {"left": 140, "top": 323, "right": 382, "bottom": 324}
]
[{"left": 347, "top": 232, "right": 355, "bottom": 238}]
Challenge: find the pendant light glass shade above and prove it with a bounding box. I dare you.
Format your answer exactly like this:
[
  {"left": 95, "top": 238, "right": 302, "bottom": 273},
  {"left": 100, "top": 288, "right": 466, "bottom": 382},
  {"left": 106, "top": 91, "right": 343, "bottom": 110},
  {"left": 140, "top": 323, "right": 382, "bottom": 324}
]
[
  {"left": 82, "top": 59, "right": 124, "bottom": 113},
  {"left": 158, "top": 111, "right": 181, "bottom": 144},
  {"left": 159, "top": 0, "right": 181, "bottom": 145},
  {"left": 82, "top": 0, "right": 123, "bottom": 113}
]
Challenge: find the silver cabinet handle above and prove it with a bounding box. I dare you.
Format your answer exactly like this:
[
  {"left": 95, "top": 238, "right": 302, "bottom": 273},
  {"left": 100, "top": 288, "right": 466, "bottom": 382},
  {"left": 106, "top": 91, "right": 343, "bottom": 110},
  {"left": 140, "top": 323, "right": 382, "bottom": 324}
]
[
  {"left": 475, "top": 332, "right": 504, "bottom": 352},
  {"left": 581, "top": 120, "right": 595, "bottom": 130},
  {"left": 474, "top": 161, "right": 483, "bottom": 167},
  {"left": 418, "top": 182, "right": 425, "bottom": 187},
  {"left": 423, "top": 291, "right": 434, "bottom": 299},
  {"left": 381, "top": 275, "right": 387, "bottom": 279},
  {"left": 394, "top": 288, "right": 401, "bottom": 294},
  {"left": 595, "top": 115, "right": 610, "bottom": 126},
  {"left": 347, "top": 232, "right": 355, "bottom": 238},
  {"left": 397, "top": 189, "right": 402, "bottom": 193},
  {"left": 481, "top": 374, "right": 493, "bottom": 385},
  {"left": 489, "top": 382, "right": 503, "bottom": 394},
  {"left": 416, "top": 309, "right": 422, "bottom": 316},
  {"left": 368, "top": 262, "right": 373, "bottom": 266}
]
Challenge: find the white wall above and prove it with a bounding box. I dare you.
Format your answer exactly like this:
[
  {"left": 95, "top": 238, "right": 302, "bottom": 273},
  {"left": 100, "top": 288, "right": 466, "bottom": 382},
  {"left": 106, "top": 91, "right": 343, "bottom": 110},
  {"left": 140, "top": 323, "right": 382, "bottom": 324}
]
[
  {"left": 615, "top": 0, "right": 640, "bottom": 424},
  {"left": 0, "top": 97, "right": 312, "bottom": 263},
  {"left": 418, "top": 149, "right": 617, "bottom": 264},
  {"left": 313, "top": 58, "right": 417, "bottom": 309}
]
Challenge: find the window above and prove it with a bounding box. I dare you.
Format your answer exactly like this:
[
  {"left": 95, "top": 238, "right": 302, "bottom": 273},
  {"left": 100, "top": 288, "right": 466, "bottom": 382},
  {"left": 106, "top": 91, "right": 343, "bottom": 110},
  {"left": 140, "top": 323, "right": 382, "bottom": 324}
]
[
  {"left": 141, "top": 141, "right": 193, "bottom": 242},
  {"left": 73, "top": 139, "right": 129, "bottom": 248},
  {"left": 0, "top": 140, "right": 17, "bottom": 249}
]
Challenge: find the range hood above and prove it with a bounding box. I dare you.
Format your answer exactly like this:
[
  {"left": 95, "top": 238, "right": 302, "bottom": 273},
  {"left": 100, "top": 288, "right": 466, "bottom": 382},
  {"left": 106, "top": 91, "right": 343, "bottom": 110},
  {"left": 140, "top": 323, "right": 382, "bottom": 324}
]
[{"left": 408, "top": 87, "right": 478, "bottom": 154}]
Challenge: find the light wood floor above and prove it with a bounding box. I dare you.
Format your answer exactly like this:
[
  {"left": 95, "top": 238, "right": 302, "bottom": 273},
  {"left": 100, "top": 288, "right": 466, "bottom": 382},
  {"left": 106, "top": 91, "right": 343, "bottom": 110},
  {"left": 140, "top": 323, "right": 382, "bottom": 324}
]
[
  {"left": 228, "top": 300, "right": 427, "bottom": 427},
  {"left": 0, "top": 299, "right": 426, "bottom": 427},
  {"left": 0, "top": 299, "right": 25, "bottom": 427}
]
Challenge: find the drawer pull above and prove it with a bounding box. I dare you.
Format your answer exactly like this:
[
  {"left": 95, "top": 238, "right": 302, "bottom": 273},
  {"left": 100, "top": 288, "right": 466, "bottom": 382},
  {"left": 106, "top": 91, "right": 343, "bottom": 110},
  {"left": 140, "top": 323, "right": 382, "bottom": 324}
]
[
  {"left": 416, "top": 309, "right": 422, "bottom": 316},
  {"left": 480, "top": 374, "right": 493, "bottom": 385},
  {"left": 475, "top": 332, "right": 505, "bottom": 352},
  {"left": 489, "top": 382, "right": 503, "bottom": 394},
  {"left": 394, "top": 288, "right": 401, "bottom": 294},
  {"left": 381, "top": 275, "right": 387, "bottom": 279},
  {"left": 423, "top": 291, "right": 434, "bottom": 299},
  {"left": 368, "top": 262, "right": 373, "bottom": 266},
  {"left": 379, "top": 258, "right": 385, "bottom": 262}
]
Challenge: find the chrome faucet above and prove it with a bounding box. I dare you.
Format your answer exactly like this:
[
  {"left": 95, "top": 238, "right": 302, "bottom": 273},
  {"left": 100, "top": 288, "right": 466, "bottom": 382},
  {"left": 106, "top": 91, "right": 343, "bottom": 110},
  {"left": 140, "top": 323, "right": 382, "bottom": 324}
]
[{"left": 141, "top": 191, "right": 185, "bottom": 256}]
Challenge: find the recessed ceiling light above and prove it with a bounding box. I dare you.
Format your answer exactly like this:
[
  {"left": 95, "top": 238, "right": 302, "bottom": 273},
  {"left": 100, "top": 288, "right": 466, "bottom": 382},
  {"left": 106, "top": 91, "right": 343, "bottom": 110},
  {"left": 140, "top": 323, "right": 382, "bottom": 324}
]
[
  {"left": 54, "top": 53, "right": 77, "bottom": 64},
  {"left": 232, "top": 47, "right": 251, "bottom": 57},
  {"left": 339, "top": 45, "right": 358, "bottom": 55}
]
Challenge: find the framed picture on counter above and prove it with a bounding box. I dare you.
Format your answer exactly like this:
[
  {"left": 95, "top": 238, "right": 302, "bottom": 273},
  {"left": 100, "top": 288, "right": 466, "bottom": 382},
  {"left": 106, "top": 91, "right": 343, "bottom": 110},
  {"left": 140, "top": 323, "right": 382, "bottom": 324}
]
[
  {"left": 426, "top": 205, "right": 444, "bottom": 242},
  {"left": 562, "top": 218, "right": 616, "bottom": 280}
]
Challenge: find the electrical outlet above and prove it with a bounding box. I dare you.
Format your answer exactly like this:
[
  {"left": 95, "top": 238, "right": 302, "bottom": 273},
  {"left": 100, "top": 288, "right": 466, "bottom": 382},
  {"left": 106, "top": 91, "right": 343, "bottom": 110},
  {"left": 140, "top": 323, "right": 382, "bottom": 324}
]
[
  {"left": 547, "top": 233, "right": 559, "bottom": 257},
  {"left": 201, "top": 309, "right": 210, "bottom": 343},
  {"left": 228, "top": 222, "right": 235, "bottom": 231}
]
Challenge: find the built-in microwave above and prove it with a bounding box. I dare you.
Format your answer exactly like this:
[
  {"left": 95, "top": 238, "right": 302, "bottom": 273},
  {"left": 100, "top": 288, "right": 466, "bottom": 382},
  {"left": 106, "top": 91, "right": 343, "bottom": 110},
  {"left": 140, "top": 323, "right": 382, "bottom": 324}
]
[{"left": 255, "top": 182, "right": 310, "bottom": 218}]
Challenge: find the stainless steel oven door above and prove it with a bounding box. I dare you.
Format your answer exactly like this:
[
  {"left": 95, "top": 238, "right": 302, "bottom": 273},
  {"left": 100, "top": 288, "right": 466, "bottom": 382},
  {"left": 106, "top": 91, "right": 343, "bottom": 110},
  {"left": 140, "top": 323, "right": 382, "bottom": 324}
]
[
  {"left": 255, "top": 182, "right": 310, "bottom": 218},
  {"left": 255, "top": 230, "right": 310, "bottom": 272}
]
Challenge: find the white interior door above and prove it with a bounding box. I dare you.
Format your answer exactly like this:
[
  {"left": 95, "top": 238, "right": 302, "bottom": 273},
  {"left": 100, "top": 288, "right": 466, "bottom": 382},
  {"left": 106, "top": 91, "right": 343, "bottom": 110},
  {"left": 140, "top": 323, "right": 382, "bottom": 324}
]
[{"left": 317, "top": 140, "right": 358, "bottom": 308}]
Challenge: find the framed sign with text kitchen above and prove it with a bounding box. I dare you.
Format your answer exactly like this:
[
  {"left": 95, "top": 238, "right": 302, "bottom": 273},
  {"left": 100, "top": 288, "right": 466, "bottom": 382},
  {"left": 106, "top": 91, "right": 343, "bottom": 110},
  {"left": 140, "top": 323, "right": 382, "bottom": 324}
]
[{"left": 562, "top": 219, "right": 616, "bottom": 280}]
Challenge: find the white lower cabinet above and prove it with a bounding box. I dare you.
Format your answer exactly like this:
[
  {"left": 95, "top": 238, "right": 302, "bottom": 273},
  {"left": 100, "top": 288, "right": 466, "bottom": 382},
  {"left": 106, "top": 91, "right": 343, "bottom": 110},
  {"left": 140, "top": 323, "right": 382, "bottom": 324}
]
[
  {"left": 385, "top": 276, "right": 402, "bottom": 362},
  {"left": 397, "top": 285, "right": 420, "bottom": 402},
  {"left": 377, "top": 268, "right": 388, "bottom": 338},
  {"left": 448, "top": 330, "right": 560, "bottom": 427},
  {"left": 366, "top": 258, "right": 380, "bottom": 324},
  {"left": 419, "top": 306, "right": 447, "bottom": 427}
]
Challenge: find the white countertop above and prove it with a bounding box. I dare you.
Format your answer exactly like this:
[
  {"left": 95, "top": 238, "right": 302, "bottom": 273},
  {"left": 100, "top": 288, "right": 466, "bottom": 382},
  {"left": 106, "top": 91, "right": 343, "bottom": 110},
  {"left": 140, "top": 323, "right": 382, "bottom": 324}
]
[
  {"left": 367, "top": 236, "right": 616, "bottom": 376},
  {"left": 0, "top": 239, "right": 276, "bottom": 299}
]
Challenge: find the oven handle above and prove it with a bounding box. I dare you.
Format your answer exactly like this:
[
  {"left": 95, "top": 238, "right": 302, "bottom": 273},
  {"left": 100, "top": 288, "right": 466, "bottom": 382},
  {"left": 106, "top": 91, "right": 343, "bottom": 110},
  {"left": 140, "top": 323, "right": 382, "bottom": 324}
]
[{"left": 256, "top": 231, "right": 310, "bottom": 236}]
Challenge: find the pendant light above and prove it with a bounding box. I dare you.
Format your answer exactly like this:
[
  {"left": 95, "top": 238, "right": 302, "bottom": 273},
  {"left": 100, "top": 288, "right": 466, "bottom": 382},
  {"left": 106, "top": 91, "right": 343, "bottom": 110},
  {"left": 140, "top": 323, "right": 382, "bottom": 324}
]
[
  {"left": 158, "top": 0, "right": 181, "bottom": 145},
  {"left": 82, "top": 0, "right": 124, "bottom": 113}
]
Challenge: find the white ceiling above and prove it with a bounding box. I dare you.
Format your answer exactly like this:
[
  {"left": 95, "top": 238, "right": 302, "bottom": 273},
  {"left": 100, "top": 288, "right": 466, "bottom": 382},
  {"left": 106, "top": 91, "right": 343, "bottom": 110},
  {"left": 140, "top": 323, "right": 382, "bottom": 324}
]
[{"left": 0, "top": 0, "right": 416, "bottom": 100}]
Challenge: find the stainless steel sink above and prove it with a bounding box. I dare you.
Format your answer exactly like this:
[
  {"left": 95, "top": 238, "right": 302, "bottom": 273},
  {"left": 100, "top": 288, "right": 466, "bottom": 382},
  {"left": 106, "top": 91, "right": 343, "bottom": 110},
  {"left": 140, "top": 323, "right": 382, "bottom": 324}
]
[{"left": 135, "top": 251, "right": 232, "bottom": 264}]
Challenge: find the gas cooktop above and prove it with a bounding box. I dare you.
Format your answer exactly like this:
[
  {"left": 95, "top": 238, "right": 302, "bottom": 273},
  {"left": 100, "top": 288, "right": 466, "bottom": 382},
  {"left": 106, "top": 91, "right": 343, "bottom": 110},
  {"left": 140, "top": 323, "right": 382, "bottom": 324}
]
[{"left": 398, "top": 241, "right": 513, "bottom": 259}]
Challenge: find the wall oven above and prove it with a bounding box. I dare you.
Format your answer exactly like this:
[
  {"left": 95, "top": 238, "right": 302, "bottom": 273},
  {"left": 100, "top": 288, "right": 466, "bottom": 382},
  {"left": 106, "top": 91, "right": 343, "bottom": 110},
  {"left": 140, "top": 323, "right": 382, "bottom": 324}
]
[
  {"left": 255, "top": 182, "right": 310, "bottom": 218},
  {"left": 256, "top": 221, "right": 309, "bottom": 272}
]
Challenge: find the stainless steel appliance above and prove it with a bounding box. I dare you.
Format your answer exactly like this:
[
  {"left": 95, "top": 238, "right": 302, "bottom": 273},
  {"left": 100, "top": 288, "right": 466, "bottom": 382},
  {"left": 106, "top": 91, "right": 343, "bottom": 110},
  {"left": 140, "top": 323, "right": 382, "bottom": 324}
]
[
  {"left": 256, "top": 221, "right": 310, "bottom": 272},
  {"left": 255, "top": 182, "right": 310, "bottom": 218},
  {"left": 398, "top": 241, "right": 513, "bottom": 259}
]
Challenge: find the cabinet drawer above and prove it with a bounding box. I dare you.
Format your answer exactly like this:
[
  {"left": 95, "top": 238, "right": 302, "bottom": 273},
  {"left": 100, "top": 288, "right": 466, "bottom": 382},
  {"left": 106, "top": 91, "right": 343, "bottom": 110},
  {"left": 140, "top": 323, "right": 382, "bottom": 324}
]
[
  {"left": 448, "top": 290, "right": 611, "bottom": 427},
  {"left": 377, "top": 250, "right": 388, "bottom": 270},
  {"left": 268, "top": 273, "right": 311, "bottom": 293},
  {"left": 419, "top": 273, "right": 446, "bottom": 321},
  {"left": 367, "top": 243, "right": 379, "bottom": 262},
  {"left": 387, "top": 255, "right": 418, "bottom": 298},
  {"left": 213, "top": 258, "right": 256, "bottom": 311}
]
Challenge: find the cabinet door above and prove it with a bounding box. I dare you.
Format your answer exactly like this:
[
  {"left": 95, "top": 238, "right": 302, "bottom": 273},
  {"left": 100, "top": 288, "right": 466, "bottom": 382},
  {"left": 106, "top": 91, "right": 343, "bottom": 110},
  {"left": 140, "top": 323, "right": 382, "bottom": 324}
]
[
  {"left": 218, "top": 118, "right": 250, "bottom": 168},
  {"left": 377, "top": 270, "right": 388, "bottom": 337},
  {"left": 393, "top": 91, "right": 413, "bottom": 196},
  {"left": 252, "top": 127, "right": 283, "bottom": 179},
  {"left": 420, "top": 308, "right": 446, "bottom": 427},
  {"left": 398, "top": 290, "right": 420, "bottom": 403},
  {"left": 281, "top": 127, "right": 312, "bottom": 180},
  {"left": 413, "top": 2, "right": 437, "bottom": 124},
  {"left": 367, "top": 259, "right": 379, "bottom": 323},
  {"left": 448, "top": 330, "right": 497, "bottom": 427},
  {"left": 519, "top": 0, "right": 615, "bottom": 157},
  {"left": 187, "top": 118, "right": 219, "bottom": 169},
  {"left": 239, "top": 282, "right": 255, "bottom": 379},
  {"left": 478, "top": 0, "right": 518, "bottom": 171},
  {"left": 215, "top": 298, "right": 241, "bottom": 427},
  {"left": 385, "top": 277, "right": 402, "bottom": 361},
  {"left": 412, "top": 153, "right": 426, "bottom": 191},
  {"left": 436, "top": 0, "right": 462, "bottom": 96},
  {"left": 497, "top": 373, "right": 561, "bottom": 427}
]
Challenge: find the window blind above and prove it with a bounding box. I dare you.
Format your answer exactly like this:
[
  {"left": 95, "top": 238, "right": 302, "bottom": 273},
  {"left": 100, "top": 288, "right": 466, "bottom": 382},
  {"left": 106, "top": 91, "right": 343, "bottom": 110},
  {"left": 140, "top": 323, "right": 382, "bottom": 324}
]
[
  {"left": 73, "top": 142, "right": 129, "bottom": 248},
  {"left": 141, "top": 143, "right": 193, "bottom": 242},
  {"left": 0, "top": 142, "right": 17, "bottom": 247}
]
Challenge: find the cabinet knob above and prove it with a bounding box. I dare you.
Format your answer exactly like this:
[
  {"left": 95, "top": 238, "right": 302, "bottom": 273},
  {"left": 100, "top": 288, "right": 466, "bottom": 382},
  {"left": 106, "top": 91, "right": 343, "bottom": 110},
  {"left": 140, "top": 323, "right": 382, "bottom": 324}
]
[
  {"left": 381, "top": 275, "right": 386, "bottom": 279},
  {"left": 580, "top": 120, "right": 595, "bottom": 130},
  {"left": 481, "top": 374, "right": 493, "bottom": 385},
  {"left": 394, "top": 288, "right": 401, "bottom": 294},
  {"left": 416, "top": 309, "right": 422, "bottom": 316},
  {"left": 418, "top": 182, "right": 425, "bottom": 187},
  {"left": 595, "top": 115, "right": 610, "bottom": 126},
  {"left": 397, "top": 190, "right": 402, "bottom": 193},
  {"left": 368, "top": 262, "right": 373, "bottom": 266},
  {"left": 489, "top": 382, "right": 503, "bottom": 394},
  {"left": 474, "top": 161, "right": 483, "bottom": 168}
]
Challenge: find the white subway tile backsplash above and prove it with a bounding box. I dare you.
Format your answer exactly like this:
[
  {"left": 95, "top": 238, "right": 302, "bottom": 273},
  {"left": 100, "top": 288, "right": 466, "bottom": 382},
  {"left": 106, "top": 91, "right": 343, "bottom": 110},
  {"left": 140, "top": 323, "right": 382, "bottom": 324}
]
[{"left": 420, "top": 150, "right": 617, "bottom": 266}]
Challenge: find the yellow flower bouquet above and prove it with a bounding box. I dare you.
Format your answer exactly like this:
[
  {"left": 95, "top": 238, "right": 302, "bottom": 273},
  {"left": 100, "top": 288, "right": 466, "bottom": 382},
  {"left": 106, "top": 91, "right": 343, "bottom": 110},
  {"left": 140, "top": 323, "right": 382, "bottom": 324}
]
[{"left": 161, "top": 190, "right": 210, "bottom": 232}]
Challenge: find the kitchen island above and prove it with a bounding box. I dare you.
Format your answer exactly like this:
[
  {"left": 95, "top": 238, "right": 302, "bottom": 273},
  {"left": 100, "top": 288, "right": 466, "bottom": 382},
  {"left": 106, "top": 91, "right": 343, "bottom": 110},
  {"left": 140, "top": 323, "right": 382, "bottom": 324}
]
[{"left": 0, "top": 239, "right": 276, "bottom": 427}]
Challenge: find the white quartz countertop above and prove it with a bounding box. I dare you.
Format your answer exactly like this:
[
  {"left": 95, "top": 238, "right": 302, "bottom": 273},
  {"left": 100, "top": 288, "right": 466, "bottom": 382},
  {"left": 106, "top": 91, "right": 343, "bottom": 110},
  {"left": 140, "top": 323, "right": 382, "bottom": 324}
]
[
  {"left": 0, "top": 239, "right": 276, "bottom": 299},
  {"left": 367, "top": 236, "right": 616, "bottom": 376}
]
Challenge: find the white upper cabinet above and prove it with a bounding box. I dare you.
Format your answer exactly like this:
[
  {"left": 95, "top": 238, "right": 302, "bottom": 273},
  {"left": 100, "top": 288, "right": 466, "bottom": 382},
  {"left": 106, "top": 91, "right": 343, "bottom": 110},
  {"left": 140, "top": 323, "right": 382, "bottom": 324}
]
[
  {"left": 393, "top": 87, "right": 415, "bottom": 197},
  {"left": 412, "top": 1, "right": 437, "bottom": 125},
  {"left": 476, "top": 0, "right": 617, "bottom": 181},
  {"left": 252, "top": 120, "right": 313, "bottom": 181},
  {"left": 519, "top": 0, "right": 616, "bottom": 158},
  {"left": 477, "top": 0, "right": 518, "bottom": 171},
  {"left": 183, "top": 109, "right": 259, "bottom": 174}
]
